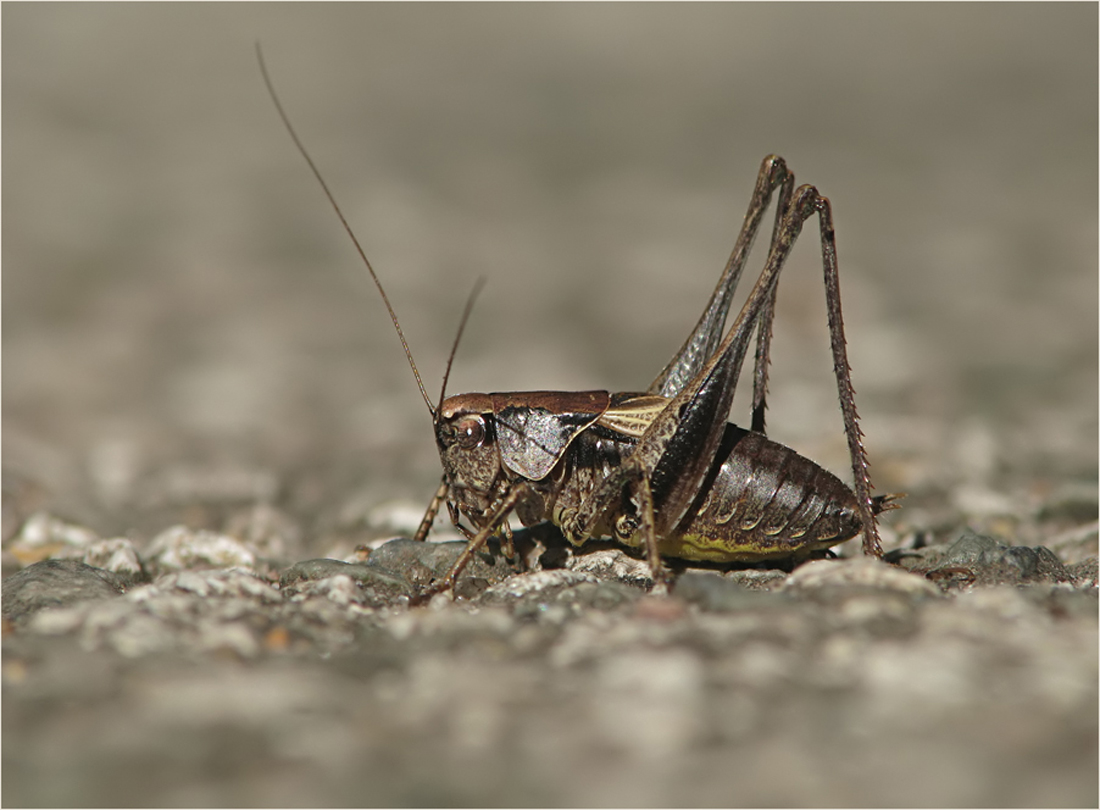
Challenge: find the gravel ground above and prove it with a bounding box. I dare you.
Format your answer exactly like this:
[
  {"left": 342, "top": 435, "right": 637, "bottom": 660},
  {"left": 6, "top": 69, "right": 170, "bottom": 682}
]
[{"left": 4, "top": 5, "right": 1097, "bottom": 807}]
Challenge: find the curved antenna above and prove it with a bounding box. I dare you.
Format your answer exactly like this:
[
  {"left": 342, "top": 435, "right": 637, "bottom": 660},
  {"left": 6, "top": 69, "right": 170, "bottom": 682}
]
[
  {"left": 438, "top": 276, "right": 486, "bottom": 411},
  {"left": 256, "top": 44, "right": 435, "bottom": 416}
]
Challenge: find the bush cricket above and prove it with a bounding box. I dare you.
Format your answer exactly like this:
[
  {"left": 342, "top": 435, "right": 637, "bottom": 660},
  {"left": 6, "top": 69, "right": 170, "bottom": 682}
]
[{"left": 260, "top": 49, "right": 897, "bottom": 598}]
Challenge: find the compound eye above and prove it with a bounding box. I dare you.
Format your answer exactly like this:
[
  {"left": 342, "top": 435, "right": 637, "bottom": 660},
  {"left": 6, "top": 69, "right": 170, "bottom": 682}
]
[{"left": 454, "top": 415, "right": 486, "bottom": 449}]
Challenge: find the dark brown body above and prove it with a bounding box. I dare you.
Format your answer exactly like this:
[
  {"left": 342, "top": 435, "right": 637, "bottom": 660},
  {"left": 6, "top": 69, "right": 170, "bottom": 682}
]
[{"left": 440, "top": 390, "right": 869, "bottom": 565}]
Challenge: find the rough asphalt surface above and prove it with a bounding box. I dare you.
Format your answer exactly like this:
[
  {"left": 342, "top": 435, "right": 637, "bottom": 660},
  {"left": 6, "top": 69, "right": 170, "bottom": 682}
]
[{"left": 4, "top": 6, "right": 1097, "bottom": 807}]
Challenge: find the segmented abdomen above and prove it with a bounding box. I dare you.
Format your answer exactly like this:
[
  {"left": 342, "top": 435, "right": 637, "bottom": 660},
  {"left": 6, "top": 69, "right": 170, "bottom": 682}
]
[{"left": 662, "top": 424, "right": 863, "bottom": 562}]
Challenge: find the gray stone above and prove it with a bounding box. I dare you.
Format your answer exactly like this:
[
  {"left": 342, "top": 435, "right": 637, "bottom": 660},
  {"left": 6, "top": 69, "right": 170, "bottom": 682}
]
[
  {"left": 674, "top": 571, "right": 776, "bottom": 612},
  {"left": 928, "top": 530, "right": 1073, "bottom": 586},
  {"left": 281, "top": 558, "right": 413, "bottom": 607},
  {"left": 364, "top": 537, "right": 521, "bottom": 593},
  {"left": 2, "top": 559, "right": 127, "bottom": 621}
]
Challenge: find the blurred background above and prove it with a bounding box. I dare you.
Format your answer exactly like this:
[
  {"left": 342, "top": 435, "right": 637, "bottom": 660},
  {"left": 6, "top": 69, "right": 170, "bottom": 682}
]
[{"left": 4, "top": 4, "right": 1096, "bottom": 552}]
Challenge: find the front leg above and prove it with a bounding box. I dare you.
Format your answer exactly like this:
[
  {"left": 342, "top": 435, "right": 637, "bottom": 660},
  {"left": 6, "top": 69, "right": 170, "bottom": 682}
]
[
  {"left": 414, "top": 475, "right": 450, "bottom": 542},
  {"left": 421, "top": 482, "right": 530, "bottom": 600}
]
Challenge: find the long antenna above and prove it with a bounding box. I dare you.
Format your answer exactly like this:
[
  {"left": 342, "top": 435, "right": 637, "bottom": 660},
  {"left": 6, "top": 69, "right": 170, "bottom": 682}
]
[
  {"left": 439, "top": 276, "right": 486, "bottom": 411},
  {"left": 256, "top": 43, "right": 435, "bottom": 416}
]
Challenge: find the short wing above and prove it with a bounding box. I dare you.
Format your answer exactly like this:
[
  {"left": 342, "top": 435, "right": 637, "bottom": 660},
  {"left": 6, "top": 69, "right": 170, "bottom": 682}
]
[{"left": 596, "top": 394, "right": 670, "bottom": 438}]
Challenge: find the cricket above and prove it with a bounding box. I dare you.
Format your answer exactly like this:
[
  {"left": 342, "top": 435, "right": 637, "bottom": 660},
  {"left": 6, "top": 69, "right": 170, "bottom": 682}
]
[{"left": 259, "top": 49, "right": 897, "bottom": 598}]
